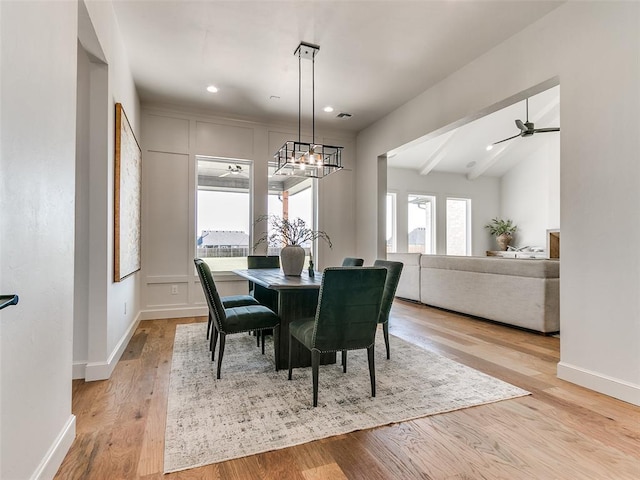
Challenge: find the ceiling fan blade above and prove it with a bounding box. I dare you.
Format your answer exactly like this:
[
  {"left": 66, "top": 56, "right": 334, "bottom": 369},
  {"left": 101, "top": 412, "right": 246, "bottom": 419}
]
[
  {"left": 532, "top": 127, "right": 560, "bottom": 133},
  {"left": 492, "top": 133, "right": 522, "bottom": 146},
  {"left": 515, "top": 119, "right": 526, "bottom": 131}
]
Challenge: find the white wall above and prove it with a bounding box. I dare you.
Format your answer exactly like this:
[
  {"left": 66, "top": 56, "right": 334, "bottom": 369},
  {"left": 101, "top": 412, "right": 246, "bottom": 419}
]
[
  {"left": 140, "top": 106, "right": 357, "bottom": 319},
  {"left": 501, "top": 135, "right": 560, "bottom": 248},
  {"left": 387, "top": 169, "right": 500, "bottom": 255},
  {"left": 356, "top": 2, "right": 640, "bottom": 405},
  {"left": 75, "top": 0, "right": 141, "bottom": 381},
  {"left": 0, "top": 2, "right": 77, "bottom": 479}
]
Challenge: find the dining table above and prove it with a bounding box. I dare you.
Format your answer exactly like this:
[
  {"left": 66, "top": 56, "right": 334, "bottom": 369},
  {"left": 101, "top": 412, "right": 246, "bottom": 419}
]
[{"left": 233, "top": 268, "right": 336, "bottom": 369}]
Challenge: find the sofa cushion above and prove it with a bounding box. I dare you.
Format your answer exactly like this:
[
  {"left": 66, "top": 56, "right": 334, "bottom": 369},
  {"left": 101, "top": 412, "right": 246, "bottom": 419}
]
[
  {"left": 420, "top": 255, "right": 559, "bottom": 278},
  {"left": 388, "top": 253, "right": 421, "bottom": 301}
]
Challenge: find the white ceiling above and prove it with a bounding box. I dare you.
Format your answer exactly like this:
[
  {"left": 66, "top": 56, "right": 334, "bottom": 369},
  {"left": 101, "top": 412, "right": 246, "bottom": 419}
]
[
  {"left": 388, "top": 85, "right": 560, "bottom": 178},
  {"left": 111, "top": 0, "right": 562, "bottom": 137}
]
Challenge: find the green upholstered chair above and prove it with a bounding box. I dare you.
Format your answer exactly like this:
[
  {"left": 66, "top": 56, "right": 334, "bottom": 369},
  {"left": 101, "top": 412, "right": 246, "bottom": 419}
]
[
  {"left": 341, "top": 259, "right": 404, "bottom": 370},
  {"left": 373, "top": 259, "right": 404, "bottom": 359},
  {"left": 194, "top": 259, "right": 281, "bottom": 378},
  {"left": 288, "top": 267, "right": 387, "bottom": 407},
  {"left": 194, "top": 259, "right": 260, "bottom": 341},
  {"left": 247, "top": 255, "right": 280, "bottom": 346},
  {"left": 342, "top": 257, "right": 364, "bottom": 266}
]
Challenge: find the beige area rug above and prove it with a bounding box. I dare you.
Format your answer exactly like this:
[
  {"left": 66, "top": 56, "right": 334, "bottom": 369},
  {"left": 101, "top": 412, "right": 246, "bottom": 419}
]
[{"left": 164, "top": 323, "right": 529, "bottom": 473}]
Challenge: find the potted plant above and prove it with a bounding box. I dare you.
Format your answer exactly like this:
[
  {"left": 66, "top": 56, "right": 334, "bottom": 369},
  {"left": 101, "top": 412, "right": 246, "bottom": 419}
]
[
  {"left": 485, "top": 217, "right": 517, "bottom": 251},
  {"left": 254, "top": 215, "right": 332, "bottom": 276}
]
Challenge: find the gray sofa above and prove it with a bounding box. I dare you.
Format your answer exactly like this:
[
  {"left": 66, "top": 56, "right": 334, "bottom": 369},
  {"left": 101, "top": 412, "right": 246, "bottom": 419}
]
[{"left": 388, "top": 253, "right": 560, "bottom": 333}]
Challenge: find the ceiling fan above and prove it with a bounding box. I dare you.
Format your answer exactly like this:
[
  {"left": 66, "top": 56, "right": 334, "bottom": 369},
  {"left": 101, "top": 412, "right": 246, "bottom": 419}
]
[
  {"left": 488, "top": 98, "right": 560, "bottom": 149},
  {"left": 220, "top": 165, "right": 244, "bottom": 177}
]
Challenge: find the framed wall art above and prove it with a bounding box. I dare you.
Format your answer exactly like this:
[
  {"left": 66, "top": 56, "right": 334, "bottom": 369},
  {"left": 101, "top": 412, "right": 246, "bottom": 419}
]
[{"left": 114, "top": 102, "right": 142, "bottom": 282}]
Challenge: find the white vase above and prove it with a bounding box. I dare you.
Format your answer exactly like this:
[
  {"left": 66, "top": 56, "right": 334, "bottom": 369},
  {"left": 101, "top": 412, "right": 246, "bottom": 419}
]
[{"left": 280, "top": 245, "right": 305, "bottom": 276}]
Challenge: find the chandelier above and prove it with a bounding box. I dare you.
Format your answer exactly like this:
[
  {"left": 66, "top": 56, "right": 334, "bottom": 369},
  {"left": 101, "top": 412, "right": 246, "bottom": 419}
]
[{"left": 273, "top": 42, "right": 343, "bottom": 179}]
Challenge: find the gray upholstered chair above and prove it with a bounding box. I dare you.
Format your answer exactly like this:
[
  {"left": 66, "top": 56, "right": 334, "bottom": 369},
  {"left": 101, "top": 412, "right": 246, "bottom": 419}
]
[
  {"left": 288, "top": 267, "right": 387, "bottom": 407},
  {"left": 373, "top": 259, "right": 404, "bottom": 359},
  {"left": 341, "top": 257, "right": 364, "bottom": 267},
  {"left": 195, "top": 258, "right": 281, "bottom": 378}
]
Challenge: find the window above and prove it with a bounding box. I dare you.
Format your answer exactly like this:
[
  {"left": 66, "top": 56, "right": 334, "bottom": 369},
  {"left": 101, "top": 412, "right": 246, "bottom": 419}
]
[
  {"left": 386, "top": 193, "right": 396, "bottom": 253},
  {"left": 268, "top": 177, "right": 314, "bottom": 254},
  {"left": 408, "top": 194, "right": 435, "bottom": 254},
  {"left": 196, "top": 157, "right": 251, "bottom": 271},
  {"left": 446, "top": 197, "right": 471, "bottom": 256}
]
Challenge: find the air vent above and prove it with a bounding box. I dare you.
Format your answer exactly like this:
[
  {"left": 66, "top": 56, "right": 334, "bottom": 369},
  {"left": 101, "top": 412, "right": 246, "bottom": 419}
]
[{"left": 336, "top": 112, "right": 352, "bottom": 119}]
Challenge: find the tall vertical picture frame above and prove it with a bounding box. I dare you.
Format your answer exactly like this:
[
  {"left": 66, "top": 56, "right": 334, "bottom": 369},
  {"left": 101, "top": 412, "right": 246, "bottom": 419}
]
[{"left": 114, "top": 102, "right": 142, "bottom": 282}]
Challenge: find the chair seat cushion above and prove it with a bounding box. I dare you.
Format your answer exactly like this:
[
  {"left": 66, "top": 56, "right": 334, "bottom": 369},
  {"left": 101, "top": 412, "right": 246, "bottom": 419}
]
[
  {"left": 289, "top": 317, "right": 315, "bottom": 349},
  {"left": 223, "top": 305, "right": 280, "bottom": 334},
  {"left": 221, "top": 294, "right": 260, "bottom": 308}
]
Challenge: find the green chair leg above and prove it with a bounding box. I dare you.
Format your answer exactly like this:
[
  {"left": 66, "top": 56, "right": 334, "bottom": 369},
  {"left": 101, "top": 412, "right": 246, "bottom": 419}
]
[
  {"left": 367, "top": 345, "right": 376, "bottom": 398},
  {"left": 211, "top": 328, "right": 219, "bottom": 360},
  {"left": 383, "top": 321, "right": 390, "bottom": 360},
  {"left": 341, "top": 350, "right": 347, "bottom": 373},
  {"left": 312, "top": 350, "right": 321, "bottom": 407},
  {"left": 216, "top": 334, "right": 226, "bottom": 379},
  {"left": 287, "top": 334, "right": 293, "bottom": 380}
]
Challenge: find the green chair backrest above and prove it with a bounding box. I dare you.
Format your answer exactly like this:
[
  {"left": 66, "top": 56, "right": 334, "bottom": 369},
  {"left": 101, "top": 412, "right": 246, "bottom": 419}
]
[
  {"left": 341, "top": 257, "right": 364, "bottom": 267},
  {"left": 247, "top": 255, "right": 280, "bottom": 269},
  {"left": 194, "top": 258, "right": 227, "bottom": 330},
  {"left": 312, "top": 267, "right": 386, "bottom": 352},
  {"left": 373, "top": 260, "right": 404, "bottom": 324}
]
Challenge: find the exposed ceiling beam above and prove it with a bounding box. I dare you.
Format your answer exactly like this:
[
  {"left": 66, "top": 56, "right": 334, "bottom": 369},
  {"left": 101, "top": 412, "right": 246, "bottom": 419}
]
[{"left": 418, "top": 130, "right": 456, "bottom": 175}]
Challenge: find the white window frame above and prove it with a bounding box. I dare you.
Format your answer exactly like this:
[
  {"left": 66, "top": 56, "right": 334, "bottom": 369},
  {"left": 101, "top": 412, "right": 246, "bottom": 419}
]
[
  {"left": 386, "top": 192, "right": 397, "bottom": 253},
  {"left": 407, "top": 192, "right": 436, "bottom": 254}
]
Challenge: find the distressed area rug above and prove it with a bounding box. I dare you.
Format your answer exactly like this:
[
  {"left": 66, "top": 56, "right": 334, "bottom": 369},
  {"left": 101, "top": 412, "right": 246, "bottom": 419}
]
[{"left": 164, "top": 323, "right": 529, "bottom": 473}]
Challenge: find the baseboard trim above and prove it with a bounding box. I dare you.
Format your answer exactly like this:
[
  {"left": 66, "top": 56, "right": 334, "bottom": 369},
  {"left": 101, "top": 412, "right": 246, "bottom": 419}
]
[
  {"left": 72, "top": 361, "right": 86, "bottom": 380},
  {"left": 30, "top": 414, "right": 76, "bottom": 480},
  {"left": 85, "top": 313, "right": 142, "bottom": 381},
  {"left": 139, "top": 306, "right": 207, "bottom": 321},
  {"left": 557, "top": 361, "right": 640, "bottom": 406}
]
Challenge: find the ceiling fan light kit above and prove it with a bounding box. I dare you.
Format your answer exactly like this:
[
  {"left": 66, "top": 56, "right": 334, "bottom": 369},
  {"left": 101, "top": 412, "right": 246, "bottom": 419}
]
[
  {"left": 273, "top": 42, "right": 343, "bottom": 179},
  {"left": 490, "top": 97, "right": 560, "bottom": 148}
]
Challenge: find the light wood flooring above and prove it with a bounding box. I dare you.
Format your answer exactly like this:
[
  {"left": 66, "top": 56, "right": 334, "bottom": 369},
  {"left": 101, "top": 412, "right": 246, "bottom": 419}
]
[{"left": 55, "top": 300, "right": 640, "bottom": 479}]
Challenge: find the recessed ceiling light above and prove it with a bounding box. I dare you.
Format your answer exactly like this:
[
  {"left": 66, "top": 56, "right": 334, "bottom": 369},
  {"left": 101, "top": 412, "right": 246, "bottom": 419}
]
[
  {"left": 323, "top": 106, "right": 334, "bottom": 113},
  {"left": 206, "top": 85, "right": 218, "bottom": 93}
]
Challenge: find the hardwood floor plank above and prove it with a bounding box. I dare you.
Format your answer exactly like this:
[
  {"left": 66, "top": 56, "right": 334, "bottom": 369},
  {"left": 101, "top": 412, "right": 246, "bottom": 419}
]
[
  {"left": 302, "top": 462, "right": 348, "bottom": 480},
  {"left": 55, "top": 304, "right": 640, "bottom": 479}
]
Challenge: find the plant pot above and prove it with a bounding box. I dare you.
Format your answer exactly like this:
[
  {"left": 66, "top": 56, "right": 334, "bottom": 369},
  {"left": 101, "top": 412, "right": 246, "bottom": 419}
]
[
  {"left": 496, "top": 233, "right": 513, "bottom": 251},
  {"left": 280, "top": 245, "right": 305, "bottom": 276}
]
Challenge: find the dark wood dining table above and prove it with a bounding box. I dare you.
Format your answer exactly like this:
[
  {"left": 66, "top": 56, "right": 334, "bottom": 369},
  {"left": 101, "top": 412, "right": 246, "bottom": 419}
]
[{"left": 233, "top": 268, "right": 336, "bottom": 369}]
